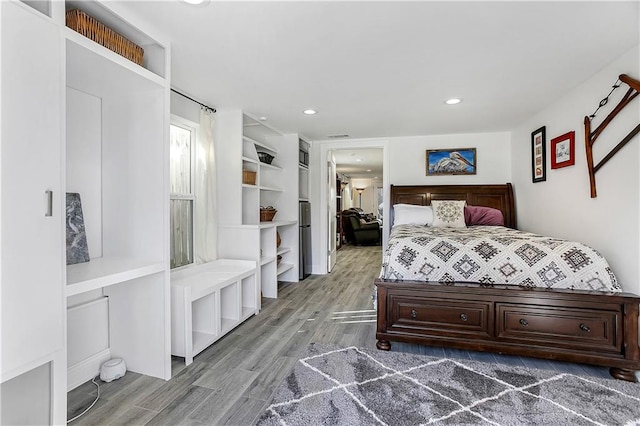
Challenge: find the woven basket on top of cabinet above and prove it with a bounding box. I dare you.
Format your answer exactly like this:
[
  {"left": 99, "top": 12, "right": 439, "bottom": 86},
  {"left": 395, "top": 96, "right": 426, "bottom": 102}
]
[{"left": 66, "top": 9, "right": 144, "bottom": 66}]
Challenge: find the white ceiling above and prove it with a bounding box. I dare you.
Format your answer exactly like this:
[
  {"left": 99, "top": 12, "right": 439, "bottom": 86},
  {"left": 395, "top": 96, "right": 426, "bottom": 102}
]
[
  {"left": 332, "top": 148, "right": 383, "bottom": 179},
  {"left": 118, "top": 1, "right": 639, "bottom": 144}
]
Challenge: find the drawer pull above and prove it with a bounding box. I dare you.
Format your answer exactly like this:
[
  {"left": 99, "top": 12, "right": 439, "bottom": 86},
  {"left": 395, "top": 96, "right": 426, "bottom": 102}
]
[
  {"left": 410, "top": 309, "right": 417, "bottom": 319},
  {"left": 460, "top": 313, "right": 468, "bottom": 321},
  {"left": 519, "top": 319, "right": 529, "bottom": 326},
  {"left": 580, "top": 323, "right": 591, "bottom": 333}
]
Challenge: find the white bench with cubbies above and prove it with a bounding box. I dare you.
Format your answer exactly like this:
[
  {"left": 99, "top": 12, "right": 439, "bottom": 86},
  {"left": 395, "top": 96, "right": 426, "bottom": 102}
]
[{"left": 170, "top": 259, "right": 258, "bottom": 365}]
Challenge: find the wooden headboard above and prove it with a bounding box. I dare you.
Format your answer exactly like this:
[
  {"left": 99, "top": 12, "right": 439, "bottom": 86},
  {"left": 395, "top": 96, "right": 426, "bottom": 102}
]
[{"left": 390, "top": 183, "right": 516, "bottom": 229}]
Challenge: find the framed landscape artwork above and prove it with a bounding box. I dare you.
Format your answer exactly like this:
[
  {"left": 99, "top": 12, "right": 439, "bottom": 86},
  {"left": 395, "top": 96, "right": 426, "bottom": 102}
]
[
  {"left": 531, "top": 126, "right": 546, "bottom": 183},
  {"left": 426, "top": 148, "right": 476, "bottom": 176},
  {"left": 551, "top": 131, "right": 575, "bottom": 169}
]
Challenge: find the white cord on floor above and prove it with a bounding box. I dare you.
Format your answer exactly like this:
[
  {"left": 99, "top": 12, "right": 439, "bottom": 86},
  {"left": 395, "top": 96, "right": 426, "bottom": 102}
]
[{"left": 67, "top": 376, "right": 100, "bottom": 424}]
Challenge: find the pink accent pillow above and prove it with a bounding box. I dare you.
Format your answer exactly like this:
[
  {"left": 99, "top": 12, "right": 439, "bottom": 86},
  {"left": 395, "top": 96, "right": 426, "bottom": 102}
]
[{"left": 464, "top": 205, "right": 504, "bottom": 226}]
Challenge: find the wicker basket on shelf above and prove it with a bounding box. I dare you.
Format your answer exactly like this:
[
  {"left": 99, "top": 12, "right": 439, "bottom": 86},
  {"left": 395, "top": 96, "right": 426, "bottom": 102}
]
[
  {"left": 66, "top": 9, "right": 144, "bottom": 66},
  {"left": 242, "top": 170, "right": 256, "bottom": 185},
  {"left": 260, "top": 207, "right": 277, "bottom": 222}
]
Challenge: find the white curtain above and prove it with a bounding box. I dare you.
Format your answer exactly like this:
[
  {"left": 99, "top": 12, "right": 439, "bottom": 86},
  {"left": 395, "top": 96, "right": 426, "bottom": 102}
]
[{"left": 194, "top": 107, "right": 218, "bottom": 263}]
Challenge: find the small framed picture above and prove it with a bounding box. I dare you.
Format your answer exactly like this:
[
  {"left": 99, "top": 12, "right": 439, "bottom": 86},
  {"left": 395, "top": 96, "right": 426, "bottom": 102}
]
[
  {"left": 531, "top": 126, "right": 546, "bottom": 183},
  {"left": 426, "top": 148, "right": 476, "bottom": 176},
  {"left": 550, "top": 131, "right": 575, "bottom": 169}
]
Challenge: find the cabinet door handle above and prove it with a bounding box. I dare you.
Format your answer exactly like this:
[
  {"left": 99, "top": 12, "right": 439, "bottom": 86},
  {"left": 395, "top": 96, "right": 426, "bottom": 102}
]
[
  {"left": 519, "top": 318, "right": 528, "bottom": 326},
  {"left": 410, "top": 309, "right": 417, "bottom": 319},
  {"left": 580, "top": 323, "right": 591, "bottom": 332},
  {"left": 460, "top": 313, "right": 468, "bottom": 321},
  {"left": 45, "top": 190, "right": 53, "bottom": 217}
]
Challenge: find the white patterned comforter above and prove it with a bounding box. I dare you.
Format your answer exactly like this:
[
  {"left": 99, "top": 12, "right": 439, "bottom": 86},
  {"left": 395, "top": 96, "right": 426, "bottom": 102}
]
[{"left": 380, "top": 225, "right": 620, "bottom": 291}]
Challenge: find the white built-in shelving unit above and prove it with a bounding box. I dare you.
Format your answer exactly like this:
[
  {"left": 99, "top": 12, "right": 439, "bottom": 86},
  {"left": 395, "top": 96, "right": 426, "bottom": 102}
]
[
  {"left": 1, "top": 1, "right": 171, "bottom": 422},
  {"left": 64, "top": 0, "right": 171, "bottom": 392},
  {"left": 216, "top": 112, "right": 301, "bottom": 298}
]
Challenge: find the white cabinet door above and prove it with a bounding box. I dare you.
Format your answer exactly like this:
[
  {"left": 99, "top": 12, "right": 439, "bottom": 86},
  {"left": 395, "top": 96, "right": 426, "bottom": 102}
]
[{"left": 1, "top": 2, "right": 64, "bottom": 378}]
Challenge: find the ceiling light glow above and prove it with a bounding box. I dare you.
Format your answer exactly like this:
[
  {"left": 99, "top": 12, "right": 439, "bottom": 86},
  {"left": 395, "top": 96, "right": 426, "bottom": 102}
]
[
  {"left": 183, "top": 0, "right": 207, "bottom": 4},
  {"left": 303, "top": 109, "right": 317, "bottom": 115},
  {"left": 446, "top": 98, "right": 462, "bottom": 105},
  {"left": 355, "top": 158, "right": 363, "bottom": 162}
]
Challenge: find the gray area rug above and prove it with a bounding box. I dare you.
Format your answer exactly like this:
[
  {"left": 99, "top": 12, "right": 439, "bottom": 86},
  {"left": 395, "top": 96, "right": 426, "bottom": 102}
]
[{"left": 257, "top": 343, "right": 640, "bottom": 426}]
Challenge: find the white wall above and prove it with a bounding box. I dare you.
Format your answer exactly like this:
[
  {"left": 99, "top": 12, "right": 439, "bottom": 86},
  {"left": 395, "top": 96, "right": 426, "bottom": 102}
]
[
  {"left": 170, "top": 91, "right": 200, "bottom": 123},
  {"left": 350, "top": 178, "right": 376, "bottom": 213},
  {"left": 511, "top": 46, "right": 640, "bottom": 294},
  {"left": 388, "top": 132, "right": 511, "bottom": 185},
  {"left": 384, "top": 132, "right": 511, "bottom": 236},
  {"left": 66, "top": 88, "right": 102, "bottom": 259}
]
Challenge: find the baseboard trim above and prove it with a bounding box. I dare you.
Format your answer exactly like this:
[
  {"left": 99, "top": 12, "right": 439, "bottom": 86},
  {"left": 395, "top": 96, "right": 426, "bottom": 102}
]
[{"left": 67, "top": 348, "right": 110, "bottom": 391}]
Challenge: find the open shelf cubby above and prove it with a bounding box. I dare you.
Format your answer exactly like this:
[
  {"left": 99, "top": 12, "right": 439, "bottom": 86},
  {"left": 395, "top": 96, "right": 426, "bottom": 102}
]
[{"left": 171, "top": 260, "right": 257, "bottom": 365}]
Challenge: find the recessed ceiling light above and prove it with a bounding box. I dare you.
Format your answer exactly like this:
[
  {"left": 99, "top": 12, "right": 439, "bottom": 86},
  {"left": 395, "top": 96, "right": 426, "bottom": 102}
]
[
  {"left": 183, "top": 0, "right": 208, "bottom": 4},
  {"left": 355, "top": 158, "right": 363, "bottom": 162},
  {"left": 445, "top": 98, "right": 462, "bottom": 105},
  {"left": 303, "top": 109, "right": 317, "bottom": 115},
  {"left": 366, "top": 169, "right": 372, "bottom": 172},
  {"left": 259, "top": 116, "right": 267, "bottom": 121}
]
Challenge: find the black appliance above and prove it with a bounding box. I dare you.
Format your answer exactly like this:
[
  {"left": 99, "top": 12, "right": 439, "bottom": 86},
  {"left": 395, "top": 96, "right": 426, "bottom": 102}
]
[{"left": 299, "top": 201, "right": 312, "bottom": 279}]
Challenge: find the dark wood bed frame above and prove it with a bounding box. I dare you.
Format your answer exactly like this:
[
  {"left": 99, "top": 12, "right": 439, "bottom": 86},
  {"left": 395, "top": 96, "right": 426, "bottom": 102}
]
[{"left": 375, "top": 183, "right": 640, "bottom": 381}]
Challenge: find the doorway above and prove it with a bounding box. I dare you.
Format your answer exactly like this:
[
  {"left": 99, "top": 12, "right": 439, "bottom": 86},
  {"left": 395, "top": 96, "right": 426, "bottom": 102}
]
[
  {"left": 318, "top": 141, "right": 388, "bottom": 274},
  {"left": 334, "top": 148, "right": 383, "bottom": 251}
]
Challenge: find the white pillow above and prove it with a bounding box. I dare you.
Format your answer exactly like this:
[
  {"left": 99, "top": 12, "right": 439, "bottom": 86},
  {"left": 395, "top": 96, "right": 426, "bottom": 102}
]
[
  {"left": 431, "top": 200, "right": 467, "bottom": 228},
  {"left": 392, "top": 204, "right": 433, "bottom": 226}
]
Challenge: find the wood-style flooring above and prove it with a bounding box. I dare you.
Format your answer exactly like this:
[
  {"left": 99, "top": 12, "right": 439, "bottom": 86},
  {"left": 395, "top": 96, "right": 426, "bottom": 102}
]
[{"left": 68, "top": 244, "right": 610, "bottom": 425}]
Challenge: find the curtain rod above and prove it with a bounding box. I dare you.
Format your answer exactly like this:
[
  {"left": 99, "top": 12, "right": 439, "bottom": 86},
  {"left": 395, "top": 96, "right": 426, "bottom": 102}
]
[{"left": 170, "top": 88, "right": 217, "bottom": 113}]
